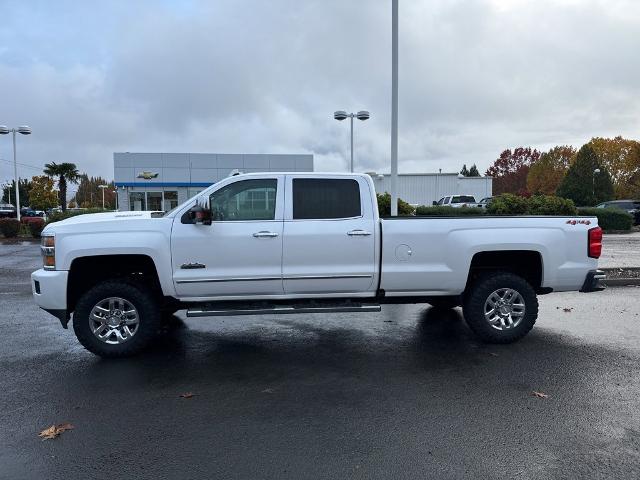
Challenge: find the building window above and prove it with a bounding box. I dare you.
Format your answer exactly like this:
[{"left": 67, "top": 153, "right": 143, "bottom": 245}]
[
  {"left": 163, "top": 191, "right": 178, "bottom": 211},
  {"left": 292, "top": 178, "right": 361, "bottom": 219},
  {"left": 210, "top": 179, "right": 277, "bottom": 221},
  {"left": 147, "top": 192, "right": 162, "bottom": 211},
  {"left": 129, "top": 192, "right": 145, "bottom": 211}
]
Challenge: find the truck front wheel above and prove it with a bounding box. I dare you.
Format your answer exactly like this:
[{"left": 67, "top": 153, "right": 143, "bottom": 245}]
[
  {"left": 73, "top": 280, "right": 161, "bottom": 358},
  {"left": 463, "top": 272, "right": 538, "bottom": 344}
]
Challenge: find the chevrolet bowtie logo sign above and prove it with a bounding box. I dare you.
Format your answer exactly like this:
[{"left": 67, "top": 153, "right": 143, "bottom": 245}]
[{"left": 137, "top": 171, "right": 159, "bottom": 179}]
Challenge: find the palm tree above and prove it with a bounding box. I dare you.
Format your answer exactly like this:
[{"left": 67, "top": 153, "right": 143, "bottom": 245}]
[{"left": 43, "top": 162, "right": 80, "bottom": 211}]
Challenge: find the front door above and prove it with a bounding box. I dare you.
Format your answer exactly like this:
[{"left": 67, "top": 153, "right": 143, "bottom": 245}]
[{"left": 171, "top": 176, "right": 285, "bottom": 298}]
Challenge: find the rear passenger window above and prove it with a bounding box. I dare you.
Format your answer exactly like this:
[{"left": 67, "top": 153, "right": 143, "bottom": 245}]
[{"left": 292, "top": 179, "right": 361, "bottom": 219}]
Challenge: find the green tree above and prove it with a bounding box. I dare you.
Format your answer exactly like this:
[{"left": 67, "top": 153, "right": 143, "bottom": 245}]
[
  {"left": 72, "top": 174, "right": 116, "bottom": 209},
  {"left": 460, "top": 164, "right": 470, "bottom": 176},
  {"left": 43, "top": 162, "right": 80, "bottom": 211},
  {"left": 2, "top": 178, "right": 31, "bottom": 207},
  {"left": 28, "top": 175, "right": 59, "bottom": 210},
  {"left": 556, "top": 145, "right": 614, "bottom": 206},
  {"left": 526, "top": 145, "right": 575, "bottom": 195},
  {"left": 468, "top": 164, "right": 480, "bottom": 177}
]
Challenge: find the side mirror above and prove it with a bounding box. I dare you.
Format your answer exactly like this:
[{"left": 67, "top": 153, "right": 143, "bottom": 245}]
[
  {"left": 189, "top": 196, "right": 212, "bottom": 225},
  {"left": 432, "top": 201, "right": 437, "bottom": 206}
]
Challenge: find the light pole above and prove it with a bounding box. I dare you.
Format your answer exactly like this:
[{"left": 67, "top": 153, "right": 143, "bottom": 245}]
[
  {"left": 390, "top": 0, "right": 399, "bottom": 216},
  {"left": 333, "top": 110, "right": 370, "bottom": 172},
  {"left": 98, "top": 185, "right": 108, "bottom": 209},
  {"left": 593, "top": 168, "right": 600, "bottom": 201},
  {"left": 0, "top": 125, "right": 32, "bottom": 221}
]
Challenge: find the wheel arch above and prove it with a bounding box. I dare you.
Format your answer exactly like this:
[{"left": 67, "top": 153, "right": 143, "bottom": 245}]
[
  {"left": 465, "top": 250, "right": 544, "bottom": 292},
  {"left": 67, "top": 254, "right": 163, "bottom": 313}
]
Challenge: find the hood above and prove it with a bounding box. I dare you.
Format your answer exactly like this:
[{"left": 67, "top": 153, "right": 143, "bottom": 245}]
[
  {"left": 43, "top": 211, "right": 164, "bottom": 234},
  {"left": 56, "top": 211, "right": 156, "bottom": 225}
]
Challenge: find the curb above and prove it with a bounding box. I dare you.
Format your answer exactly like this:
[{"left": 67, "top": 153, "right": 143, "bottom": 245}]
[
  {"left": 600, "top": 268, "right": 640, "bottom": 287},
  {"left": 602, "top": 278, "right": 640, "bottom": 287}
]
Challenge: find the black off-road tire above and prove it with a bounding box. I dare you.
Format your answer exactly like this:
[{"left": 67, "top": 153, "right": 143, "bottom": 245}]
[
  {"left": 73, "top": 280, "right": 161, "bottom": 358},
  {"left": 462, "top": 272, "right": 538, "bottom": 344}
]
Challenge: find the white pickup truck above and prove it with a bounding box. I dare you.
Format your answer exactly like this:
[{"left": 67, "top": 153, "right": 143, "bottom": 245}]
[{"left": 32, "top": 173, "right": 605, "bottom": 357}]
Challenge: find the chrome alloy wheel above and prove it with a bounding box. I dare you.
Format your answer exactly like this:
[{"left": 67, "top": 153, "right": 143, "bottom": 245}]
[
  {"left": 483, "top": 288, "right": 526, "bottom": 331},
  {"left": 89, "top": 297, "right": 140, "bottom": 344}
]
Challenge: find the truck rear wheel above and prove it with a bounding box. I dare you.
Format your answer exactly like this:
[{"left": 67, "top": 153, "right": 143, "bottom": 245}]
[
  {"left": 73, "top": 280, "right": 161, "bottom": 358},
  {"left": 463, "top": 272, "right": 538, "bottom": 343}
]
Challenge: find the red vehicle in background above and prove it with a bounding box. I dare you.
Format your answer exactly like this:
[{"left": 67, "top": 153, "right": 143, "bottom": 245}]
[{"left": 20, "top": 208, "right": 46, "bottom": 227}]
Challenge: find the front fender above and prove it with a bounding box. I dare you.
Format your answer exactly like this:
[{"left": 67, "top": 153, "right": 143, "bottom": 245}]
[{"left": 57, "top": 231, "right": 176, "bottom": 297}]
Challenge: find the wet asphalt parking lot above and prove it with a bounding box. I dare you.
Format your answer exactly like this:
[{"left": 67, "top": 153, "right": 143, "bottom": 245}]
[{"left": 1, "top": 243, "right": 639, "bottom": 479}]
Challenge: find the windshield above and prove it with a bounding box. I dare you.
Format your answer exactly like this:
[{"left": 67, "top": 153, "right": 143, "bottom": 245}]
[{"left": 452, "top": 196, "right": 476, "bottom": 203}]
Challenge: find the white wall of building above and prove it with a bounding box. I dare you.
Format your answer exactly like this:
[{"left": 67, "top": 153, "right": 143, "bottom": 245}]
[{"left": 369, "top": 173, "right": 492, "bottom": 206}]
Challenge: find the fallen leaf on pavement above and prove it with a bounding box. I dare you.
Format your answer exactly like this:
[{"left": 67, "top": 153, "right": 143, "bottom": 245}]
[
  {"left": 38, "top": 423, "right": 74, "bottom": 440},
  {"left": 562, "top": 308, "right": 573, "bottom": 313},
  {"left": 532, "top": 391, "right": 549, "bottom": 399},
  {"left": 179, "top": 392, "right": 195, "bottom": 399},
  {"left": 488, "top": 352, "right": 499, "bottom": 357},
  {"left": 262, "top": 388, "right": 274, "bottom": 394}
]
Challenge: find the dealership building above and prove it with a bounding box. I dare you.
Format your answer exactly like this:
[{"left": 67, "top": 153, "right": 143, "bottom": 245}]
[
  {"left": 113, "top": 152, "right": 492, "bottom": 211},
  {"left": 113, "top": 152, "right": 314, "bottom": 211}
]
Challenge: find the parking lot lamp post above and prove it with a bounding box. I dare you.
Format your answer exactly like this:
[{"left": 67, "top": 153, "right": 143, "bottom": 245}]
[
  {"left": 333, "top": 110, "right": 370, "bottom": 172},
  {"left": 98, "top": 184, "right": 108, "bottom": 209},
  {"left": 593, "top": 168, "right": 600, "bottom": 200},
  {"left": 0, "top": 126, "right": 32, "bottom": 221}
]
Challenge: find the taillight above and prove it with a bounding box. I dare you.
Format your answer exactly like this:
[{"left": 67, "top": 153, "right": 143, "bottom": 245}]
[{"left": 588, "top": 226, "right": 602, "bottom": 259}]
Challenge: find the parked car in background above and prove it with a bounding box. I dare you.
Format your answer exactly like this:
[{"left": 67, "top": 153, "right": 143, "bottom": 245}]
[
  {"left": 596, "top": 200, "right": 640, "bottom": 225},
  {"left": 478, "top": 197, "right": 494, "bottom": 209},
  {"left": 433, "top": 195, "right": 481, "bottom": 208},
  {"left": 0, "top": 203, "right": 16, "bottom": 218}
]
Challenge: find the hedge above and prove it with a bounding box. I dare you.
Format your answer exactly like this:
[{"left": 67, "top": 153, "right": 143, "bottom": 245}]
[
  {"left": 577, "top": 207, "right": 633, "bottom": 231},
  {"left": 415, "top": 205, "right": 485, "bottom": 216},
  {"left": 29, "top": 222, "right": 45, "bottom": 238},
  {"left": 377, "top": 192, "right": 415, "bottom": 216},
  {"left": 486, "top": 194, "right": 529, "bottom": 215},
  {"left": 527, "top": 195, "right": 577, "bottom": 215},
  {"left": 0, "top": 218, "right": 21, "bottom": 238},
  {"left": 485, "top": 194, "right": 577, "bottom": 216}
]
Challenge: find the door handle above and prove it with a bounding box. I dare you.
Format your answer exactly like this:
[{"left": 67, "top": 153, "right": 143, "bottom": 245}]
[
  {"left": 347, "top": 229, "right": 372, "bottom": 236},
  {"left": 253, "top": 231, "right": 279, "bottom": 238}
]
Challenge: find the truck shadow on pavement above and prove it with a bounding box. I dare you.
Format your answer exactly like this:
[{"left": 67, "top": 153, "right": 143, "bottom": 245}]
[{"left": 88, "top": 306, "right": 612, "bottom": 381}]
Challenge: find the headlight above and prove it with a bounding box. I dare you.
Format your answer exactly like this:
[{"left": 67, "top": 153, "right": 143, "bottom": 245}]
[{"left": 41, "top": 234, "right": 56, "bottom": 270}]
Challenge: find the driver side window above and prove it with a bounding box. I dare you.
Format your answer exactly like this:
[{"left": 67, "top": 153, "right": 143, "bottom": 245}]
[{"left": 209, "top": 179, "right": 277, "bottom": 221}]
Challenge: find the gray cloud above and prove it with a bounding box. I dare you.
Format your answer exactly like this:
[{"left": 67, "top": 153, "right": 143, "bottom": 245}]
[{"left": 1, "top": 0, "right": 639, "bottom": 183}]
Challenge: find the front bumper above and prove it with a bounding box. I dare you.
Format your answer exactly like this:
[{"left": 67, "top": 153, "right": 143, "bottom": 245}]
[
  {"left": 31, "top": 269, "right": 70, "bottom": 327},
  {"left": 580, "top": 269, "right": 606, "bottom": 293}
]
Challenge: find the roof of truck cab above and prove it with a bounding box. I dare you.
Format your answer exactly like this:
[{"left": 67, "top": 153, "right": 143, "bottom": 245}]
[{"left": 233, "top": 172, "right": 367, "bottom": 176}]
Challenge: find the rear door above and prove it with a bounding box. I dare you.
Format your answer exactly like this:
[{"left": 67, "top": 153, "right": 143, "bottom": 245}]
[{"left": 282, "top": 175, "right": 376, "bottom": 295}]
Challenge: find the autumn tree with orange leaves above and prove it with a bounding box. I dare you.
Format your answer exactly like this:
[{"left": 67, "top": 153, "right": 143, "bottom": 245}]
[
  {"left": 587, "top": 136, "right": 640, "bottom": 198},
  {"left": 526, "top": 145, "right": 576, "bottom": 195}
]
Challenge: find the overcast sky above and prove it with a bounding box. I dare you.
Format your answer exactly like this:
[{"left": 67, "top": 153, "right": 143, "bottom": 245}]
[{"left": 1, "top": 0, "right": 639, "bottom": 183}]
